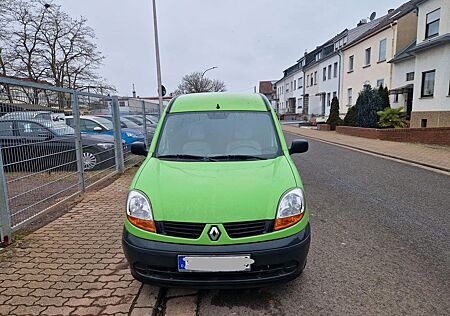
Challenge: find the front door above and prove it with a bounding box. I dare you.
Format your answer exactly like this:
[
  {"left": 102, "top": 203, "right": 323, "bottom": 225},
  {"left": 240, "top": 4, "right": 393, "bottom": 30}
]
[
  {"left": 303, "top": 95, "right": 309, "bottom": 115},
  {"left": 406, "top": 88, "right": 413, "bottom": 119},
  {"left": 321, "top": 94, "right": 326, "bottom": 115}
]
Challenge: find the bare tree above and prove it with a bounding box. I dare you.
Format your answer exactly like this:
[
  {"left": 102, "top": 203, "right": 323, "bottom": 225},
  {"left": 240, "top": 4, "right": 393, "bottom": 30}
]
[
  {"left": 0, "top": 0, "right": 113, "bottom": 103},
  {"left": 174, "top": 72, "right": 226, "bottom": 95}
]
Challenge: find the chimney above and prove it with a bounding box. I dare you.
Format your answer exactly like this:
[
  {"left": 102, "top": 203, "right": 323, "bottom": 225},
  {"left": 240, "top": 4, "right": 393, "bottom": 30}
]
[
  {"left": 388, "top": 9, "right": 394, "bottom": 14},
  {"left": 132, "top": 83, "right": 136, "bottom": 98},
  {"left": 357, "top": 19, "right": 367, "bottom": 26}
]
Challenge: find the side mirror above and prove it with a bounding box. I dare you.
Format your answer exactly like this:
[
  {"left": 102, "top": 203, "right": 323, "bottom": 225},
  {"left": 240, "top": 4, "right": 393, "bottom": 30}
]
[
  {"left": 131, "top": 142, "right": 148, "bottom": 156},
  {"left": 289, "top": 139, "right": 308, "bottom": 155},
  {"left": 93, "top": 126, "right": 103, "bottom": 132}
]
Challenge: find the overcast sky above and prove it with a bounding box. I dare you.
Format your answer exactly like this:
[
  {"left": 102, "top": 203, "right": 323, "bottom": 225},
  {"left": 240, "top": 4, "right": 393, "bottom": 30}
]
[{"left": 57, "top": 0, "right": 406, "bottom": 97}]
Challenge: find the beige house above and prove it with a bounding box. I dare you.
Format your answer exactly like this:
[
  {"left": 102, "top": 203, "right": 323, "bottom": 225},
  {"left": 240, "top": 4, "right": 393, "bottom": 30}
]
[{"left": 340, "top": 1, "right": 418, "bottom": 111}]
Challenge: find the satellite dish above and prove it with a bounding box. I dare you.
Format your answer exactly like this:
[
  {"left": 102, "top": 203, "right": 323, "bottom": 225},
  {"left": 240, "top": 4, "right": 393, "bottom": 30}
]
[{"left": 370, "top": 12, "right": 376, "bottom": 21}]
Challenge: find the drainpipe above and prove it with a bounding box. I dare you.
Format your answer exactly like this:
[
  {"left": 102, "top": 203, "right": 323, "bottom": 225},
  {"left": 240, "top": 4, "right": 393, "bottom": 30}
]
[
  {"left": 338, "top": 50, "right": 343, "bottom": 113},
  {"left": 389, "top": 22, "right": 396, "bottom": 90}
]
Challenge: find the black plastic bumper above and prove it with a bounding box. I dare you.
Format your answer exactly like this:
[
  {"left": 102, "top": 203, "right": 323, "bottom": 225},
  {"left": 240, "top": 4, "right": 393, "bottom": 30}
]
[{"left": 122, "top": 224, "right": 310, "bottom": 289}]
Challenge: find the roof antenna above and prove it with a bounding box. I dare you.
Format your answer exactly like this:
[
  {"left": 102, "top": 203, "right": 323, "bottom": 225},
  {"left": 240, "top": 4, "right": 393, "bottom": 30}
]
[{"left": 216, "top": 104, "right": 220, "bottom": 109}]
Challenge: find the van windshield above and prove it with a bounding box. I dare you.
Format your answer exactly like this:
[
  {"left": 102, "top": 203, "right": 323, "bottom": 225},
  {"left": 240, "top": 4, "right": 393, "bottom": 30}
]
[{"left": 155, "top": 111, "right": 281, "bottom": 161}]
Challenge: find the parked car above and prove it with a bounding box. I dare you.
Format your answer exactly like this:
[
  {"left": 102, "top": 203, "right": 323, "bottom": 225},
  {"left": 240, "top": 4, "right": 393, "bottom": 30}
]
[
  {"left": 0, "top": 118, "right": 118, "bottom": 171},
  {"left": 65, "top": 115, "right": 145, "bottom": 145},
  {"left": 98, "top": 113, "right": 157, "bottom": 146},
  {"left": 146, "top": 114, "right": 159, "bottom": 124},
  {"left": 122, "top": 93, "right": 310, "bottom": 288},
  {"left": 1, "top": 111, "right": 66, "bottom": 123},
  {"left": 120, "top": 115, "right": 156, "bottom": 140}
]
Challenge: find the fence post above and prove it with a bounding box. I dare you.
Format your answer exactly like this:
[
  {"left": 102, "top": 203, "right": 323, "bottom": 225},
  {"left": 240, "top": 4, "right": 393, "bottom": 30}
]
[
  {"left": 141, "top": 100, "right": 149, "bottom": 148},
  {"left": 72, "top": 92, "right": 85, "bottom": 192},
  {"left": 0, "top": 148, "right": 12, "bottom": 246},
  {"left": 111, "top": 96, "right": 125, "bottom": 173}
]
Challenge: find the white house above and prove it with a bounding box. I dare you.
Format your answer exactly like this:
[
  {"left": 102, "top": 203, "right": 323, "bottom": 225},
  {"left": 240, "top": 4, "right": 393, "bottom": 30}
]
[
  {"left": 389, "top": 40, "right": 416, "bottom": 117},
  {"left": 408, "top": 0, "right": 450, "bottom": 127},
  {"left": 275, "top": 63, "right": 303, "bottom": 115}
]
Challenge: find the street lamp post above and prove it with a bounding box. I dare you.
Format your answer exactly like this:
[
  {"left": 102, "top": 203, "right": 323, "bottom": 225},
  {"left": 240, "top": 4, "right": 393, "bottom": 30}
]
[
  {"left": 200, "top": 66, "right": 218, "bottom": 92},
  {"left": 151, "top": 0, "right": 164, "bottom": 116}
]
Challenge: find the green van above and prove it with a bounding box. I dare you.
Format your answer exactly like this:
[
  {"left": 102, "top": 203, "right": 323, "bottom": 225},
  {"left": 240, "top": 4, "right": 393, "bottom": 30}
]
[{"left": 122, "top": 93, "right": 310, "bottom": 288}]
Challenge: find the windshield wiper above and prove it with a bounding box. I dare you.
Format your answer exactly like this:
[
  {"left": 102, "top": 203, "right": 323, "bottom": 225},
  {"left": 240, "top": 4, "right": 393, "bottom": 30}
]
[
  {"left": 156, "top": 154, "right": 216, "bottom": 161},
  {"left": 209, "top": 155, "right": 267, "bottom": 161}
]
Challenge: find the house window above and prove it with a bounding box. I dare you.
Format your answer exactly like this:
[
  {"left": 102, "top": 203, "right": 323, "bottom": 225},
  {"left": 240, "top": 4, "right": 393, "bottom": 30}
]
[
  {"left": 348, "top": 88, "right": 353, "bottom": 105},
  {"left": 307, "top": 75, "right": 310, "bottom": 87},
  {"left": 365, "top": 48, "right": 371, "bottom": 66},
  {"left": 406, "top": 72, "right": 415, "bottom": 81},
  {"left": 119, "top": 101, "right": 126, "bottom": 107},
  {"left": 349, "top": 55, "right": 354, "bottom": 72},
  {"left": 421, "top": 119, "right": 427, "bottom": 128},
  {"left": 299, "top": 77, "right": 303, "bottom": 88},
  {"left": 421, "top": 70, "right": 435, "bottom": 97},
  {"left": 314, "top": 71, "right": 317, "bottom": 85},
  {"left": 379, "top": 38, "right": 387, "bottom": 62},
  {"left": 327, "top": 93, "right": 331, "bottom": 107},
  {"left": 294, "top": 80, "right": 297, "bottom": 90},
  {"left": 297, "top": 98, "right": 303, "bottom": 109},
  {"left": 425, "top": 9, "right": 440, "bottom": 39},
  {"left": 377, "top": 79, "right": 384, "bottom": 87},
  {"left": 311, "top": 74, "right": 314, "bottom": 86},
  {"left": 393, "top": 93, "right": 399, "bottom": 103},
  {"left": 328, "top": 65, "right": 332, "bottom": 80},
  {"left": 333, "top": 62, "right": 338, "bottom": 78},
  {"left": 323, "top": 67, "right": 327, "bottom": 81}
]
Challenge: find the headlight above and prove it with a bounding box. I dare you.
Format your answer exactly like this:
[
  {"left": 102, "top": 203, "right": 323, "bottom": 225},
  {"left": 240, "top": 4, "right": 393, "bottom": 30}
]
[
  {"left": 126, "top": 190, "right": 155, "bottom": 232},
  {"left": 274, "top": 188, "right": 305, "bottom": 230},
  {"left": 96, "top": 143, "right": 114, "bottom": 150}
]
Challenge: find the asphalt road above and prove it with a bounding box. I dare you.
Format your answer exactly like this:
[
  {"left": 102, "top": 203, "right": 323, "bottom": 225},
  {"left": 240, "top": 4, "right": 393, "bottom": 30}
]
[{"left": 197, "top": 132, "right": 450, "bottom": 316}]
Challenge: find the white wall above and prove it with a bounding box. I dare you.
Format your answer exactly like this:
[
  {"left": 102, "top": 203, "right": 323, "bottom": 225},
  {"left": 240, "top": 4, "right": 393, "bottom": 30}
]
[
  {"left": 391, "top": 58, "right": 415, "bottom": 109},
  {"left": 318, "top": 55, "right": 340, "bottom": 116},
  {"left": 412, "top": 43, "right": 450, "bottom": 112},
  {"left": 292, "top": 71, "right": 304, "bottom": 114},
  {"left": 417, "top": 0, "right": 450, "bottom": 45},
  {"left": 304, "top": 63, "right": 321, "bottom": 115}
]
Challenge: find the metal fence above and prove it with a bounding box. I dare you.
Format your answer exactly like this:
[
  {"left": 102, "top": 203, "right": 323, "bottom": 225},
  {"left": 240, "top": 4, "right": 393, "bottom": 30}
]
[{"left": 0, "top": 76, "right": 152, "bottom": 245}]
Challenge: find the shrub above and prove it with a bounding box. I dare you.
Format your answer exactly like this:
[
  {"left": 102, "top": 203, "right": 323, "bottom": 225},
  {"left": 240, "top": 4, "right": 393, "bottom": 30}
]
[
  {"left": 377, "top": 107, "right": 407, "bottom": 128},
  {"left": 326, "top": 97, "right": 343, "bottom": 130},
  {"left": 357, "top": 85, "right": 384, "bottom": 128},
  {"left": 343, "top": 105, "right": 358, "bottom": 126},
  {"left": 377, "top": 85, "right": 390, "bottom": 110}
]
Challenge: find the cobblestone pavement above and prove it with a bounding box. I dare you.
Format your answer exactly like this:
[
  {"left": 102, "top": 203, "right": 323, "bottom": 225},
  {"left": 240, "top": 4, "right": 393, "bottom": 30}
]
[
  {"left": 282, "top": 125, "right": 450, "bottom": 172},
  {"left": 0, "top": 171, "right": 162, "bottom": 316}
]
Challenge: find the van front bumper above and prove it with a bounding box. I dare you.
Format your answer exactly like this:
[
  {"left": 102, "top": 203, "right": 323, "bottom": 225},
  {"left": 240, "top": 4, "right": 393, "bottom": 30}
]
[{"left": 122, "top": 224, "right": 310, "bottom": 289}]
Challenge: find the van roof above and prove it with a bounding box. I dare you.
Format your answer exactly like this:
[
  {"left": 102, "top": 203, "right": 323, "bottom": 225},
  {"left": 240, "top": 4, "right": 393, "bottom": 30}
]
[{"left": 168, "top": 93, "right": 269, "bottom": 113}]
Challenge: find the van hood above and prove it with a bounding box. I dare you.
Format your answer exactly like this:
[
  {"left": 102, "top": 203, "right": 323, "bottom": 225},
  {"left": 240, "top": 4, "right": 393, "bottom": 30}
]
[{"left": 133, "top": 156, "right": 297, "bottom": 223}]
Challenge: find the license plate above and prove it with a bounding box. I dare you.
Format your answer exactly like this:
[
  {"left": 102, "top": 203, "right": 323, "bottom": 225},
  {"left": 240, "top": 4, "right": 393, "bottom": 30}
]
[{"left": 178, "top": 255, "right": 254, "bottom": 272}]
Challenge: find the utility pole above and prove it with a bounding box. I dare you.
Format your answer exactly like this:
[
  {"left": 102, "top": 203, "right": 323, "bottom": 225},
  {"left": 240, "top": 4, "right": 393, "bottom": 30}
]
[{"left": 151, "top": 0, "right": 164, "bottom": 116}]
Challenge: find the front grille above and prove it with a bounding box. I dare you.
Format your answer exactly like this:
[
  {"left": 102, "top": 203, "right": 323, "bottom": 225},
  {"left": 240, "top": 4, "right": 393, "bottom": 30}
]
[
  {"left": 223, "top": 220, "right": 272, "bottom": 238},
  {"left": 157, "top": 221, "right": 205, "bottom": 239},
  {"left": 134, "top": 261, "right": 298, "bottom": 282}
]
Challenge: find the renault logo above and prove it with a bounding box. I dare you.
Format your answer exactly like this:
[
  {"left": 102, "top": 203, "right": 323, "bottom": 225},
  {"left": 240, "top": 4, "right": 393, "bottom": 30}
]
[{"left": 208, "top": 226, "right": 221, "bottom": 241}]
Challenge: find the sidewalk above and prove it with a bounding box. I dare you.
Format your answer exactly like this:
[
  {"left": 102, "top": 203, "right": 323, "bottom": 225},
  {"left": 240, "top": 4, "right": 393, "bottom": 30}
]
[
  {"left": 0, "top": 171, "right": 160, "bottom": 316},
  {"left": 282, "top": 125, "right": 450, "bottom": 172}
]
